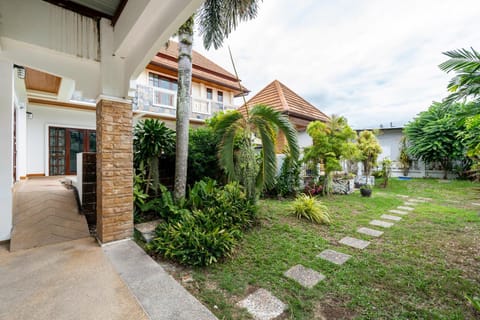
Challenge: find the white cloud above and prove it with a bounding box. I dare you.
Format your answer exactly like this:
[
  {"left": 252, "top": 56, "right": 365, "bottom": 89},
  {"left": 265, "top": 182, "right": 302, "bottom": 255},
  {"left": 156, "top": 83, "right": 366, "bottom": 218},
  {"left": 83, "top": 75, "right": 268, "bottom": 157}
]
[{"left": 193, "top": 0, "right": 480, "bottom": 128}]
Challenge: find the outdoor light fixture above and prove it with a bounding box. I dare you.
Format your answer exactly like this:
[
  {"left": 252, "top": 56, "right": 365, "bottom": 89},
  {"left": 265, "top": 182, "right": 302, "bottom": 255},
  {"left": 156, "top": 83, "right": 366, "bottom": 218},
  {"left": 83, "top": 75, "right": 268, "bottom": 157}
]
[
  {"left": 13, "top": 64, "right": 26, "bottom": 79},
  {"left": 26, "top": 112, "right": 33, "bottom": 120}
]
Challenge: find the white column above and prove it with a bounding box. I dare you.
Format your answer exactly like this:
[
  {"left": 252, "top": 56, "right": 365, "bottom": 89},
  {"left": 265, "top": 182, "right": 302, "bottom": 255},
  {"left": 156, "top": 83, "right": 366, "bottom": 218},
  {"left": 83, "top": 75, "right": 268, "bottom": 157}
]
[
  {"left": 0, "top": 60, "right": 14, "bottom": 241},
  {"left": 16, "top": 104, "right": 27, "bottom": 181}
]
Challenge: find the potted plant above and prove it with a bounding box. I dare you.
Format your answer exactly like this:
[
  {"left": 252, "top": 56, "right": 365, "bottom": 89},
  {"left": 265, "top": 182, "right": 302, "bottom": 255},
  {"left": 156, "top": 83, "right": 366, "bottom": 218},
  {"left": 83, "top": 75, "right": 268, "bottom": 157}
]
[{"left": 360, "top": 184, "right": 372, "bottom": 197}]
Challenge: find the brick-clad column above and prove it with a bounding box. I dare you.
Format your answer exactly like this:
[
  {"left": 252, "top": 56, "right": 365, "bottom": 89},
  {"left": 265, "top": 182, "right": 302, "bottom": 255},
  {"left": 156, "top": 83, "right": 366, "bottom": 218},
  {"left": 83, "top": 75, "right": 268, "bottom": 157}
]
[{"left": 96, "top": 98, "right": 133, "bottom": 243}]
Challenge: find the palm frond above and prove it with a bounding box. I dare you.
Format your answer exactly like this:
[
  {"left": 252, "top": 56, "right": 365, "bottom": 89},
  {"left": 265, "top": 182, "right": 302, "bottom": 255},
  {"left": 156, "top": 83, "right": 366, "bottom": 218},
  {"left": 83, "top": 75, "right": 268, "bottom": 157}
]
[
  {"left": 439, "top": 48, "right": 480, "bottom": 73},
  {"left": 250, "top": 117, "right": 277, "bottom": 189},
  {"left": 214, "top": 111, "right": 244, "bottom": 180},
  {"left": 250, "top": 104, "right": 300, "bottom": 160}
]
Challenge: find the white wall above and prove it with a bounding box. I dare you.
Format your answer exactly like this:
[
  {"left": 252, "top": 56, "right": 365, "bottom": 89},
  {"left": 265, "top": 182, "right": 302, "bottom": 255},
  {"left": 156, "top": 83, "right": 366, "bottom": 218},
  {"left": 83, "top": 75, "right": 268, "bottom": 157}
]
[
  {"left": 0, "top": 60, "right": 14, "bottom": 241},
  {"left": 26, "top": 105, "right": 95, "bottom": 175},
  {"left": 377, "top": 129, "right": 403, "bottom": 161},
  {"left": 298, "top": 130, "right": 312, "bottom": 149}
]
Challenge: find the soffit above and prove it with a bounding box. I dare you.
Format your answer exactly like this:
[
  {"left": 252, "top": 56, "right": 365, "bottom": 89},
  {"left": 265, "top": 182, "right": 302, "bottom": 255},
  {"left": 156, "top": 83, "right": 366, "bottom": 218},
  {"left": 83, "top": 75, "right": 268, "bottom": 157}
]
[{"left": 25, "top": 68, "right": 62, "bottom": 95}]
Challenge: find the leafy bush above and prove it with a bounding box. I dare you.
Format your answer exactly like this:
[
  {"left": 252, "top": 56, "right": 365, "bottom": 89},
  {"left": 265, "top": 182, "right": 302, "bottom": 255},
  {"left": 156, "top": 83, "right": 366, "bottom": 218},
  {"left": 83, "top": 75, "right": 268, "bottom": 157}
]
[
  {"left": 291, "top": 194, "right": 331, "bottom": 224},
  {"left": 188, "top": 127, "right": 223, "bottom": 185},
  {"left": 147, "top": 179, "right": 257, "bottom": 266},
  {"left": 274, "top": 153, "right": 301, "bottom": 197},
  {"left": 303, "top": 183, "right": 323, "bottom": 196}
]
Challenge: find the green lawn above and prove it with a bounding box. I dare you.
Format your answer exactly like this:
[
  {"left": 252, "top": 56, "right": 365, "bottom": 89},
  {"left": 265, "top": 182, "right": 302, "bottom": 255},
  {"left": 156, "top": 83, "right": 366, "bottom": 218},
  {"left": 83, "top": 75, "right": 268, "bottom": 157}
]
[{"left": 171, "top": 179, "right": 480, "bottom": 319}]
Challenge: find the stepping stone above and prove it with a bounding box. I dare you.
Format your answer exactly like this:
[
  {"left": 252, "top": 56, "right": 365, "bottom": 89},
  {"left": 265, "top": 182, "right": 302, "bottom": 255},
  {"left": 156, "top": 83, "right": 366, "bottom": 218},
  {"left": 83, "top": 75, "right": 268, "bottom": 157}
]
[
  {"left": 396, "top": 194, "right": 410, "bottom": 198},
  {"left": 339, "top": 236, "right": 370, "bottom": 249},
  {"left": 357, "top": 227, "right": 383, "bottom": 237},
  {"left": 370, "top": 220, "right": 394, "bottom": 228},
  {"left": 409, "top": 199, "right": 426, "bottom": 203},
  {"left": 397, "top": 206, "right": 414, "bottom": 211},
  {"left": 283, "top": 265, "right": 325, "bottom": 288},
  {"left": 134, "top": 219, "right": 163, "bottom": 243},
  {"left": 472, "top": 203, "right": 480, "bottom": 206},
  {"left": 238, "top": 289, "right": 286, "bottom": 320},
  {"left": 404, "top": 202, "right": 417, "bottom": 206},
  {"left": 389, "top": 209, "right": 408, "bottom": 215},
  {"left": 444, "top": 200, "right": 460, "bottom": 203},
  {"left": 317, "top": 249, "right": 351, "bottom": 265},
  {"left": 380, "top": 214, "right": 402, "bottom": 221},
  {"left": 417, "top": 197, "right": 432, "bottom": 201}
]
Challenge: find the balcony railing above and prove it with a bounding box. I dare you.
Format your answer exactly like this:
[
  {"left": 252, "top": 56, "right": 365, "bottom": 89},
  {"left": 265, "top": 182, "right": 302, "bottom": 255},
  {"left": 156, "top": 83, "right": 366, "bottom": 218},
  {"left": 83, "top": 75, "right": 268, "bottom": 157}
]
[{"left": 134, "top": 85, "right": 237, "bottom": 121}]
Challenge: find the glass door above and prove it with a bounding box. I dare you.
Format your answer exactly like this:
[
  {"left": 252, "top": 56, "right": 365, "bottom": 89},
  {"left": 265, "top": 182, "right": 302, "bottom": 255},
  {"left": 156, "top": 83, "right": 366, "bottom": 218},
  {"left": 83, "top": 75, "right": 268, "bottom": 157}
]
[{"left": 49, "top": 127, "right": 66, "bottom": 175}]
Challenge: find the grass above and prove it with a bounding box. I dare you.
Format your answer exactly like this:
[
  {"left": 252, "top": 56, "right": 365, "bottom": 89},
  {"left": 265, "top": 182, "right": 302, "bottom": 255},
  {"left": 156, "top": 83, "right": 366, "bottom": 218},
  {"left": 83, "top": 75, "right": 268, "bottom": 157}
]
[{"left": 166, "top": 178, "right": 480, "bottom": 319}]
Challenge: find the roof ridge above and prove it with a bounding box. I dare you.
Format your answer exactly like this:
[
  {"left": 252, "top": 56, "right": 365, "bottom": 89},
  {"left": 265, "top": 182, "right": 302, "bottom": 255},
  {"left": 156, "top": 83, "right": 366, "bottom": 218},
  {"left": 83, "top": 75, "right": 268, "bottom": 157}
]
[
  {"left": 274, "top": 80, "right": 289, "bottom": 111},
  {"left": 277, "top": 81, "right": 329, "bottom": 120}
]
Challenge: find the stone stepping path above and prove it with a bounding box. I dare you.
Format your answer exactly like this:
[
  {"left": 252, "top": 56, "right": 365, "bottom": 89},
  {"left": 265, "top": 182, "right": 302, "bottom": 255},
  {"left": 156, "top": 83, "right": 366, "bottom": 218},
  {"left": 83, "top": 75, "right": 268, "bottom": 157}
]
[
  {"left": 409, "top": 199, "right": 426, "bottom": 203},
  {"left": 237, "top": 288, "right": 287, "bottom": 320},
  {"left": 380, "top": 214, "right": 402, "bottom": 221},
  {"left": 339, "top": 236, "right": 370, "bottom": 249},
  {"left": 284, "top": 265, "right": 325, "bottom": 289},
  {"left": 357, "top": 227, "right": 383, "bottom": 237},
  {"left": 404, "top": 201, "right": 416, "bottom": 206},
  {"left": 317, "top": 249, "right": 351, "bottom": 265},
  {"left": 472, "top": 203, "right": 480, "bottom": 207},
  {"left": 397, "top": 206, "right": 414, "bottom": 211},
  {"left": 389, "top": 209, "right": 408, "bottom": 215},
  {"left": 397, "top": 194, "right": 410, "bottom": 199},
  {"left": 370, "top": 220, "right": 394, "bottom": 228},
  {"left": 417, "top": 197, "right": 432, "bottom": 201}
]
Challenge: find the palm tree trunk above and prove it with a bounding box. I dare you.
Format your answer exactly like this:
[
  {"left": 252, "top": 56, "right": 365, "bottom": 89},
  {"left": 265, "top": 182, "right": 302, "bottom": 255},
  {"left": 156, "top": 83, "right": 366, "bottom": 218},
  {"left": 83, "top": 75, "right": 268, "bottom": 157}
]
[{"left": 174, "top": 17, "right": 194, "bottom": 201}]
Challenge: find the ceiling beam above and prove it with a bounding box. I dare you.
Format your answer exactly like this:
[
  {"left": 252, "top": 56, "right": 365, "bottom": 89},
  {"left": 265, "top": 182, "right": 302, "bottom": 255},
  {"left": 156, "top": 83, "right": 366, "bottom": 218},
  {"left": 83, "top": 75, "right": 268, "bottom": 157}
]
[{"left": 111, "top": 0, "right": 128, "bottom": 26}]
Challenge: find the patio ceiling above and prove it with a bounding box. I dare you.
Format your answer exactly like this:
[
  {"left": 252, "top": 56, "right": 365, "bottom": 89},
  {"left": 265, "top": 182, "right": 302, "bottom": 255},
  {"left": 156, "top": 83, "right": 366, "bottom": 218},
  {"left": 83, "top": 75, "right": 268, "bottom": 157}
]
[{"left": 43, "top": 0, "right": 128, "bottom": 25}]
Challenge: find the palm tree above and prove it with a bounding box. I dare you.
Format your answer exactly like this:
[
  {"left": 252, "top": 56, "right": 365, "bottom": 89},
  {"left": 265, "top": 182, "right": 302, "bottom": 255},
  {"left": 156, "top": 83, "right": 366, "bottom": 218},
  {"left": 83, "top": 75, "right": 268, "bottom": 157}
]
[
  {"left": 173, "top": 0, "right": 261, "bottom": 201},
  {"left": 213, "top": 104, "right": 299, "bottom": 201},
  {"left": 439, "top": 48, "right": 480, "bottom": 104}
]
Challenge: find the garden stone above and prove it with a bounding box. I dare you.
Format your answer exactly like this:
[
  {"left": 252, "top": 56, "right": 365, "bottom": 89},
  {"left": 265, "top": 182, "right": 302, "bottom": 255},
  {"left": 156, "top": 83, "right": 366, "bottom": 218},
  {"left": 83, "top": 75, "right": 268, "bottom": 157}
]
[
  {"left": 237, "top": 288, "right": 286, "bottom": 320},
  {"left": 357, "top": 227, "right": 383, "bottom": 237},
  {"left": 389, "top": 209, "right": 408, "bottom": 215},
  {"left": 472, "top": 203, "right": 480, "bottom": 206},
  {"left": 409, "top": 199, "right": 426, "bottom": 203},
  {"left": 417, "top": 197, "right": 433, "bottom": 201},
  {"left": 339, "top": 236, "right": 370, "bottom": 249},
  {"left": 380, "top": 214, "right": 402, "bottom": 221},
  {"left": 404, "top": 202, "right": 416, "bottom": 206},
  {"left": 396, "top": 194, "right": 410, "bottom": 199},
  {"left": 397, "top": 206, "right": 414, "bottom": 211},
  {"left": 317, "top": 249, "right": 351, "bottom": 265},
  {"left": 134, "top": 219, "right": 163, "bottom": 243},
  {"left": 370, "top": 220, "right": 394, "bottom": 228},
  {"left": 284, "top": 265, "right": 325, "bottom": 288}
]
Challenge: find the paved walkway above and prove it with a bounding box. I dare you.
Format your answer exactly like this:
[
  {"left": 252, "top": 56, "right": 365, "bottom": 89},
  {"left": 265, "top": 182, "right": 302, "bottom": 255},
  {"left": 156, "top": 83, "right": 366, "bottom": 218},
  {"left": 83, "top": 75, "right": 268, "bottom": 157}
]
[
  {"left": 10, "top": 177, "right": 89, "bottom": 251},
  {"left": 0, "top": 237, "right": 148, "bottom": 320}
]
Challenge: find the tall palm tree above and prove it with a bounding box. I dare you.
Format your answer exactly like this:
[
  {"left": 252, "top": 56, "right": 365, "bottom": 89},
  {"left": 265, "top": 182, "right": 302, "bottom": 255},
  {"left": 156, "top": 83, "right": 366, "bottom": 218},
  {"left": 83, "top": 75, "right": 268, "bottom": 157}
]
[
  {"left": 439, "top": 48, "right": 480, "bottom": 104},
  {"left": 173, "top": 0, "right": 261, "bottom": 201},
  {"left": 214, "top": 104, "right": 299, "bottom": 201}
]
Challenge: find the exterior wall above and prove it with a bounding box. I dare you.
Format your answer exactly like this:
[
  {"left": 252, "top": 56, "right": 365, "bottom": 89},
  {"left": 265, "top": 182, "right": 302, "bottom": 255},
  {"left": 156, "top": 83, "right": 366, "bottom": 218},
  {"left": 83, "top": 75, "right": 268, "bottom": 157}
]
[
  {"left": 377, "top": 129, "right": 403, "bottom": 162},
  {"left": 298, "top": 130, "right": 312, "bottom": 149},
  {"left": 0, "top": 60, "right": 14, "bottom": 241},
  {"left": 26, "top": 105, "right": 95, "bottom": 175}
]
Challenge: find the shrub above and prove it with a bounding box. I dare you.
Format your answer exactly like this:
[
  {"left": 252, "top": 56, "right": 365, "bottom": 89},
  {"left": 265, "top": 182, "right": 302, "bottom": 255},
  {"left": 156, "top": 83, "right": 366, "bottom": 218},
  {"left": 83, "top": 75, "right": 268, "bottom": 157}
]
[
  {"left": 147, "top": 179, "right": 257, "bottom": 266},
  {"left": 291, "top": 194, "right": 331, "bottom": 224},
  {"left": 188, "top": 127, "right": 222, "bottom": 185},
  {"left": 273, "top": 153, "right": 301, "bottom": 197},
  {"left": 304, "top": 183, "right": 323, "bottom": 196}
]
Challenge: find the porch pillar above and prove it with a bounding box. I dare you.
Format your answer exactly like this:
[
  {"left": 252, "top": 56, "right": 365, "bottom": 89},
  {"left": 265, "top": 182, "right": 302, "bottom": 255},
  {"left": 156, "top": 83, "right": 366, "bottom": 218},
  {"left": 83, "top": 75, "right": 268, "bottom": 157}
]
[
  {"left": 96, "top": 97, "right": 133, "bottom": 243},
  {"left": 0, "top": 60, "right": 14, "bottom": 241}
]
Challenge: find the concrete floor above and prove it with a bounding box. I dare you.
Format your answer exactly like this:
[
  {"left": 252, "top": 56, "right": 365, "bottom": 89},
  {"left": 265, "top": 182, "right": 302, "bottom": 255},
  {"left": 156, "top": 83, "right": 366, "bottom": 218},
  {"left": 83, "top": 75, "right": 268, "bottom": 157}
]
[
  {"left": 10, "top": 177, "right": 90, "bottom": 251},
  {"left": 0, "top": 237, "right": 148, "bottom": 320}
]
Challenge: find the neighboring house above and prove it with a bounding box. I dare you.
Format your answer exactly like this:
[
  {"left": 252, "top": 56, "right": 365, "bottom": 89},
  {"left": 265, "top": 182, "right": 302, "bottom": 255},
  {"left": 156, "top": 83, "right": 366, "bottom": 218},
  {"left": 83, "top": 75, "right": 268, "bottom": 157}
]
[
  {"left": 241, "top": 80, "right": 330, "bottom": 153},
  {"left": 21, "top": 42, "right": 247, "bottom": 178},
  {"left": 357, "top": 126, "right": 457, "bottom": 179}
]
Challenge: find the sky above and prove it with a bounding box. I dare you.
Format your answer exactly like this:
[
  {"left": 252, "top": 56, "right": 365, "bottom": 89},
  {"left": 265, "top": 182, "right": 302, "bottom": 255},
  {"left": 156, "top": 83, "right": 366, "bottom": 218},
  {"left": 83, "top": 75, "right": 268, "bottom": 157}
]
[{"left": 193, "top": 0, "right": 480, "bottom": 129}]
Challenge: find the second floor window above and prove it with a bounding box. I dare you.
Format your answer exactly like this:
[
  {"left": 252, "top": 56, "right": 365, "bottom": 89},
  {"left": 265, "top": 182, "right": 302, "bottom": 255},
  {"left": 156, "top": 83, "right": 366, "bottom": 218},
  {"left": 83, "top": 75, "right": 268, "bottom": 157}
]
[
  {"left": 206, "top": 88, "right": 213, "bottom": 100},
  {"left": 149, "top": 73, "right": 178, "bottom": 91},
  {"left": 217, "top": 91, "right": 223, "bottom": 103}
]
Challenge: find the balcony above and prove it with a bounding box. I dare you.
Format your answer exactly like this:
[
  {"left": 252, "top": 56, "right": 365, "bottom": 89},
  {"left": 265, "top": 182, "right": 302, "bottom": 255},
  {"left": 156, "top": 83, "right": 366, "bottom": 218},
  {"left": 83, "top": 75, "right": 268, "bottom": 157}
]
[{"left": 133, "top": 85, "right": 237, "bottom": 121}]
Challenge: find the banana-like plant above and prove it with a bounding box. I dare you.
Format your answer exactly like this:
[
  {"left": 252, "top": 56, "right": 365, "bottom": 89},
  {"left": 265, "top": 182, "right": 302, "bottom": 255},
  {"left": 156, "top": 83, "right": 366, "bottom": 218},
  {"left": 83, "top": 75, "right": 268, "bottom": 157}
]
[{"left": 213, "top": 104, "right": 299, "bottom": 201}]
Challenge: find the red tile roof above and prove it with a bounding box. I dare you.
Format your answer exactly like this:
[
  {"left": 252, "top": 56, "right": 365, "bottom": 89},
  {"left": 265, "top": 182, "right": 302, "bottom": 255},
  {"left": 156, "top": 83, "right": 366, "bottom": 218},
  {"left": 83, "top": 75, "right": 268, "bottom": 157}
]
[
  {"left": 240, "top": 80, "right": 329, "bottom": 122},
  {"left": 149, "top": 41, "right": 248, "bottom": 96}
]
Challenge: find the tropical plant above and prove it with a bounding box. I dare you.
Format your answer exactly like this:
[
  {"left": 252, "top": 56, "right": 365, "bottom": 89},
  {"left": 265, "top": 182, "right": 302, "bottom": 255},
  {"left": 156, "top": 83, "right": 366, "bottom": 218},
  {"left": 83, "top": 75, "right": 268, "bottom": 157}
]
[
  {"left": 213, "top": 105, "right": 299, "bottom": 201},
  {"left": 304, "top": 115, "right": 357, "bottom": 196},
  {"left": 439, "top": 48, "right": 480, "bottom": 105},
  {"left": 404, "top": 102, "right": 466, "bottom": 179},
  {"left": 133, "top": 119, "right": 175, "bottom": 195},
  {"left": 188, "top": 126, "right": 222, "bottom": 185},
  {"left": 271, "top": 149, "right": 301, "bottom": 197},
  {"left": 173, "top": 0, "right": 262, "bottom": 201},
  {"left": 147, "top": 179, "right": 257, "bottom": 266},
  {"left": 357, "top": 130, "right": 382, "bottom": 182},
  {"left": 379, "top": 158, "right": 392, "bottom": 188},
  {"left": 399, "top": 135, "right": 411, "bottom": 176},
  {"left": 290, "top": 194, "right": 331, "bottom": 224}
]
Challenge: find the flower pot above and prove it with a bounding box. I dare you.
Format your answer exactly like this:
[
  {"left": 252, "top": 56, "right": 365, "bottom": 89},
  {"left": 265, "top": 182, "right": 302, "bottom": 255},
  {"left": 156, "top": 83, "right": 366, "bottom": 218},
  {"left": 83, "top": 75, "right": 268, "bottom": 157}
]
[{"left": 360, "top": 188, "right": 372, "bottom": 197}]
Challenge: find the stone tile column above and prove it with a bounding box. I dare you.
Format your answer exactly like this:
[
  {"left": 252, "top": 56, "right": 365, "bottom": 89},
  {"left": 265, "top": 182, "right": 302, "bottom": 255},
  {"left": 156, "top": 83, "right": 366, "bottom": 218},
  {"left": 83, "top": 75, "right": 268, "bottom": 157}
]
[{"left": 96, "top": 98, "right": 133, "bottom": 243}]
